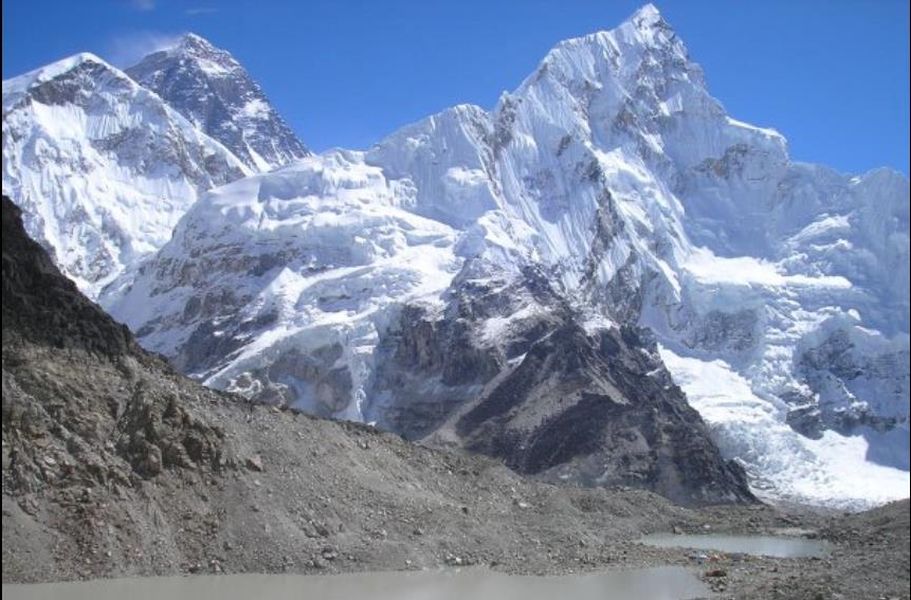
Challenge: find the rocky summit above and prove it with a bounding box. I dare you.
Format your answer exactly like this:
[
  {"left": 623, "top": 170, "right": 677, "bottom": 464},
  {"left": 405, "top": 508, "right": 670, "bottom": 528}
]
[{"left": 126, "top": 33, "right": 309, "bottom": 171}]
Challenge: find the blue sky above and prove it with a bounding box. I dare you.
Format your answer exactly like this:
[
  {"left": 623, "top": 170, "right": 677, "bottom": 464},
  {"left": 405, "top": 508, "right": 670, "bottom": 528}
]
[{"left": 3, "top": 0, "right": 909, "bottom": 175}]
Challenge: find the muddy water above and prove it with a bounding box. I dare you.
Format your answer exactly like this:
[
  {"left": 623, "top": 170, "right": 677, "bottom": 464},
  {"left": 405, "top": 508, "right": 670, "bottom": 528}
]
[
  {"left": 641, "top": 533, "right": 831, "bottom": 558},
  {"left": 2, "top": 566, "right": 710, "bottom": 600}
]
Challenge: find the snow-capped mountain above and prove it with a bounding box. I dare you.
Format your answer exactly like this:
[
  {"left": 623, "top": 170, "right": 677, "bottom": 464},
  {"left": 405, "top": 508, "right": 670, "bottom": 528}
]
[
  {"left": 100, "top": 149, "right": 755, "bottom": 505},
  {"left": 2, "top": 53, "right": 251, "bottom": 296},
  {"left": 126, "top": 33, "right": 309, "bottom": 172},
  {"left": 12, "top": 5, "right": 907, "bottom": 508}
]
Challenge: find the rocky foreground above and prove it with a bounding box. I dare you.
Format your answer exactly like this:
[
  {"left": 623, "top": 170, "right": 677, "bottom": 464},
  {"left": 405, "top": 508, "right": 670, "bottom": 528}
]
[{"left": 2, "top": 194, "right": 908, "bottom": 598}]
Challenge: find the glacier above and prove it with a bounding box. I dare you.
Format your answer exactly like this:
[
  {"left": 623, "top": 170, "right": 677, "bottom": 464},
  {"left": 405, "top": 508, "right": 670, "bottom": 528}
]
[
  {"left": 4, "top": 5, "right": 907, "bottom": 508},
  {"left": 660, "top": 345, "right": 909, "bottom": 509}
]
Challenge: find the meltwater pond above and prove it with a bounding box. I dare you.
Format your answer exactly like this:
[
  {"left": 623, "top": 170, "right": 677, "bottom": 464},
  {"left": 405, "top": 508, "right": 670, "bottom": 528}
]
[
  {"left": 2, "top": 566, "right": 710, "bottom": 600},
  {"left": 641, "top": 533, "right": 831, "bottom": 558}
]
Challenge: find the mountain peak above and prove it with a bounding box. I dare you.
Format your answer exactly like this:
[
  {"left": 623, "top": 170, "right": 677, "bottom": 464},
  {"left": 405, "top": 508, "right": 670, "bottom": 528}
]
[
  {"left": 178, "top": 32, "right": 216, "bottom": 50},
  {"left": 154, "top": 32, "right": 222, "bottom": 57},
  {"left": 3, "top": 52, "right": 114, "bottom": 97},
  {"left": 529, "top": 3, "right": 680, "bottom": 71},
  {"left": 2, "top": 43, "right": 250, "bottom": 295},
  {"left": 150, "top": 32, "right": 241, "bottom": 76},
  {"left": 51, "top": 51, "right": 108, "bottom": 70},
  {"left": 511, "top": 2, "right": 691, "bottom": 119},
  {"left": 629, "top": 3, "right": 663, "bottom": 27},
  {"left": 125, "top": 33, "right": 309, "bottom": 171},
  {"left": 618, "top": 2, "right": 678, "bottom": 49}
]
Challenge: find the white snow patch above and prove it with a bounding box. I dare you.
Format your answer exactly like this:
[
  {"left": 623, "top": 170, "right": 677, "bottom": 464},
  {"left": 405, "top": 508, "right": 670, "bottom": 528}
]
[
  {"left": 482, "top": 304, "right": 543, "bottom": 343},
  {"left": 725, "top": 116, "right": 785, "bottom": 141},
  {"left": 683, "top": 247, "right": 852, "bottom": 289},
  {"left": 660, "top": 345, "right": 909, "bottom": 510},
  {"left": 240, "top": 98, "right": 270, "bottom": 120}
]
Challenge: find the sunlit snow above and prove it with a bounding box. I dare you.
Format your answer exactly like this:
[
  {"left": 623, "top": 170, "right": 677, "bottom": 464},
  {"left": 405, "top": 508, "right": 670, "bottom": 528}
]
[{"left": 660, "top": 346, "right": 909, "bottom": 510}]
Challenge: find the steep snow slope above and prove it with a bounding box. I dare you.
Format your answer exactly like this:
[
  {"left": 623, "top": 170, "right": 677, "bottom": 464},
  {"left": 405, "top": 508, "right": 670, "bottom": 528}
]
[
  {"left": 126, "top": 33, "right": 309, "bottom": 171},
  {"left": 106, "top": 151, "right": 463, "bottom": 421},
  {"left": 104, "top": 5, "right": 908, "bottom": 507},
  {"left": 2, "top": 53, "right": 250, "bottom": 296},
  {"left": 660, "top": 346, "right": 908, "bottom": 510}
]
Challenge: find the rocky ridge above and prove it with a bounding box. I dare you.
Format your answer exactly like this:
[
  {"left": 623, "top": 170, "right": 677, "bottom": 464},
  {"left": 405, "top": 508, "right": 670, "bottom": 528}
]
[{"left": 1, "top": 53, "right": 250, "bottom": 296}]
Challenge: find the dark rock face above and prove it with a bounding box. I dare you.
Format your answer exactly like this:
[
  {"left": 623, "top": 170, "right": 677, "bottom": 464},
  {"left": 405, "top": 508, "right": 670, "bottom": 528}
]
[
  {"left": 2, "top": 195, "right": 228, "bottom": 489},
  {"left": 126, "top": 34, "right": 309, "bottom": 171},
  {"left": 372, "top": 259, "right": 755, "bottom": 506},
  {"left": 367, "top": 262, "right": 566, "bottom": 440},
  {"left": 454, "top": 323, "right": 754, "bottom": 506},
  {"left": 1, "top": 196, "right": 133, "bottom": 358},
  {"left": 368, "top": 303, "right": 501, "bottom": 440}
]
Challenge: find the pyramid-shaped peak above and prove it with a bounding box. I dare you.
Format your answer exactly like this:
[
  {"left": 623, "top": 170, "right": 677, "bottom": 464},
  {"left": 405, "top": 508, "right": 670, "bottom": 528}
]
[
  {"left": 130, "top": 32, "right": 241, "bottom": 78},
  {"left": 630, "top": 3, "right": 663, "bottom": 24},
  {"left": 176, "top": 32, "right": 220, "bottom": 53},
  {"left": 620, "top": 3, "right": 676, "bottom": 40},
  {"left": 138, "top": 32, "right": 234, "bottom": 65},
  {"left": 170, "top": 33, "right": 234, "bottom": 61},
  {"left": 124, "top": 30, "right": 309, "bottom": 170}
]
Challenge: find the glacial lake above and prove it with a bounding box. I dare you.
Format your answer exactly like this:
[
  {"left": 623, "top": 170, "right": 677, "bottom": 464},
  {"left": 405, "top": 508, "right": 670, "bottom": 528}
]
[
  {"left": 2, "top": 566, "right": 710, "bottom": 600},
  {"left": 641, "top": 533, "right": 831, "bottom": 558}
]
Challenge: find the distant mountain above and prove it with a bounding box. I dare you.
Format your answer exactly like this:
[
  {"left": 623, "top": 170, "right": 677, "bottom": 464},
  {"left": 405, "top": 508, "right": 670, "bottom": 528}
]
[
  {"left": 2, "top": 53, "right": 250, "bottom": 296},
  {"left": 104, "top": 5, "right": 909, "bottom": 509},
  {"left": 126, "top": 33, "right": 309, "bottom": 171}
]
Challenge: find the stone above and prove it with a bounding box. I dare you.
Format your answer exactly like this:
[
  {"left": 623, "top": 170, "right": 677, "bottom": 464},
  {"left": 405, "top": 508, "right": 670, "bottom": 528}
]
[
  {"left": 704, "top": 568, "right": 727, "bottom": 578},
  {"left": 245, "top": 455, "right": 264, "bottom": 472}
]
